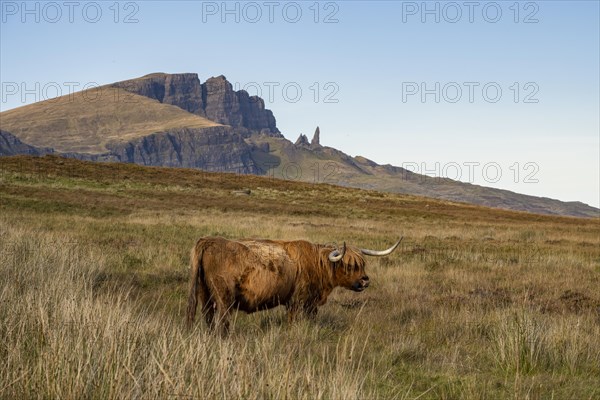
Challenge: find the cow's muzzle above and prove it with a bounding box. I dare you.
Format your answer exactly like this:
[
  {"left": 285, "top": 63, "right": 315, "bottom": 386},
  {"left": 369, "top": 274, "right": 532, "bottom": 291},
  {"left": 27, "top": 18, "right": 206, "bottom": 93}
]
[{"left": 351, "top": 276, "right": 370, "bottom": 292}]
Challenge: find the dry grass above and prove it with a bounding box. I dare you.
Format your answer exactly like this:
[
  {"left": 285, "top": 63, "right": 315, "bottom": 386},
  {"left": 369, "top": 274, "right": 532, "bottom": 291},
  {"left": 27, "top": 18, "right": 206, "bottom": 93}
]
[
  {"left": 0, "top": 88, "right": 218, "bottom": 153},
  {"left": 0, "top": 229, "right": 377, "bottom": 399},
  {"left": 0, "top": 155, "right": 599, "bottom": 399}
]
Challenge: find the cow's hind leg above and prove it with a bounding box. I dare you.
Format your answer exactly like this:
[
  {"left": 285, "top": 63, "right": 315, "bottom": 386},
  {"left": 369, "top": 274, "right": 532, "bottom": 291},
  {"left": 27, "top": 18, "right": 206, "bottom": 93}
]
[
  {"left": 202, "top": 303, "right": 216, "bottom": 328},
  {"left": 192, "top": 269, "right": 217, "bottom": 329},
  {"left": 213, "top": 301, "right": 232, "bottom": 336},
  {"left": 206, "top": 279, "right": 234, "bottom": 336},
  {"left": 199, "top": 287, "right": 216, "bottom": 329}
]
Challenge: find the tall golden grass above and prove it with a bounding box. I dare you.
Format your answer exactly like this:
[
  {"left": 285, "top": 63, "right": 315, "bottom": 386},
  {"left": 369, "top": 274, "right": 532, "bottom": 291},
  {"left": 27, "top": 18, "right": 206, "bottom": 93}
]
[
  {"left": 0, "top": 229, "right": 379, "bottom": 399},
  {"left": 0, "top": 156, "right": 599, "bottom": 399}
]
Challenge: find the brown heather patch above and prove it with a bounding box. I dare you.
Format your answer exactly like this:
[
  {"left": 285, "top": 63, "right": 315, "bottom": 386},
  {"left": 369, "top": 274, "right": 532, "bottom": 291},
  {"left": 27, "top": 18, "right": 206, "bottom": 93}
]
[{"left": 557, "top": 290, "right": 599, "bottom": 314}]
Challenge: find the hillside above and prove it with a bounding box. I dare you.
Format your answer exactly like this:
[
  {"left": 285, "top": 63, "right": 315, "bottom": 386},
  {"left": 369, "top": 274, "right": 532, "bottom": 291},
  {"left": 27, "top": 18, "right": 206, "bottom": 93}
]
[
  {"left": 0, "top": 86, "right": 219, "bottom": 154},
  {"left": 249, "top": 134, "right": 599, "bottom": 218},
  {"left": 1, "top": 72, "right": 597, "bottom": 218},
  {"left": 1, "top": 155, "right": 599, "bottom": 399}
]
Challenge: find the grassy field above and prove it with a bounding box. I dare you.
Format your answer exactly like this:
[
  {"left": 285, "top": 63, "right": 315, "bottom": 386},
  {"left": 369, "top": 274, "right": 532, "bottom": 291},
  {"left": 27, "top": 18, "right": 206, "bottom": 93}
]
[{"left": 1, "top": 155, "right": 599, "bottom": 399}]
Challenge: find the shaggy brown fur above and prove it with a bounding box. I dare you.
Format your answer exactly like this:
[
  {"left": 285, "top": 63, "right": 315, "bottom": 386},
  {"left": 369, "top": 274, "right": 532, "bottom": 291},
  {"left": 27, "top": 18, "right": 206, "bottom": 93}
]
[{"left": 186, "top": 237, "right": 371, "bottom": 334}]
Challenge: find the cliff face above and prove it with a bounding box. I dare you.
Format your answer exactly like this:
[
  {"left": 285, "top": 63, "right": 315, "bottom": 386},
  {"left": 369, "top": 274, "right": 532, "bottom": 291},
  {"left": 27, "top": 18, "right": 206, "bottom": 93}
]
[
  {"left": 0, "top": 130, "right": 54, "bottom": 156},
  {"left": 1, "top": 127, "right": 261, "bottom": 174},
  {"left": 202, "top": 75, "right": 241, "bottom": 127},
  {"left": 113, "top": 73, "right": 281, "bottom": 136},
  {"left": 105, "top": 126, "right": 260, "bottom": 173},
  {"left": 205, "top": 76, "right": 279, "bottom": 134},
  {"left": 113, "top": 73, "right": 205, "bottom": 116}
]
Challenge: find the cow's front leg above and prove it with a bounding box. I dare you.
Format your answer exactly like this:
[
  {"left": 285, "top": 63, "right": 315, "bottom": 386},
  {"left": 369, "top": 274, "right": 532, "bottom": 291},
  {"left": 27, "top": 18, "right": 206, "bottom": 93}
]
[
  {"left": 202, "top": 301, "right": 216, "bottom": 329},
  {"left": 286, "top": 303, "right": 299, "bottom": 323},
  {"left": 213, "top": 303, "right": 231, "bottom": 336},
  {"left": 286, "top": 301, "right": 317, "bottom": 322},
  {"left": 302, "top": 302, "right": 318, "bottom": 320}
]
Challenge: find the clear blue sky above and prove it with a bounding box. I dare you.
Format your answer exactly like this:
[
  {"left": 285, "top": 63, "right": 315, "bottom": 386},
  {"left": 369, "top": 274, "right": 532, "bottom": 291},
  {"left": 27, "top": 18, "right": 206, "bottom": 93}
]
[{"left": 1, "top": 1, "right": 599, "bottom": 207}]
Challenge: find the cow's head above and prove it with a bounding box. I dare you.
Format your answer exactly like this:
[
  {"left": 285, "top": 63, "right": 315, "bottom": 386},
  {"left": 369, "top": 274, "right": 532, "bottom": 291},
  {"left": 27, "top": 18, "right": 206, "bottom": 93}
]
[{"left": 326, "top": 238, "right": 403, "bottom": 292}]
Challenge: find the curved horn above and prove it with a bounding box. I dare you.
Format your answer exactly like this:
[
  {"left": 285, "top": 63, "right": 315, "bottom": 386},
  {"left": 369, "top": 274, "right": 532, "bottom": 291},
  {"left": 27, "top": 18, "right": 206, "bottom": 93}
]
[
  {"left": 360, "top": 237, "right": 403, "bottom": 257},
  {"left": 328, "top": 242, "right": 346, "bottom": 262}
]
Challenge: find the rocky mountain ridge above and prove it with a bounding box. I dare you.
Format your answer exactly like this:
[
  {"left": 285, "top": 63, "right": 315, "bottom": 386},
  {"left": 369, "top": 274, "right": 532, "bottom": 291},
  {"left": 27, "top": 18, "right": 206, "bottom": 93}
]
[
  {"left": 113, "top": 73, "right": 280, "bottom": 136},
  {"left": 1, "top": 72, "right": 598, "bottom": 218}
]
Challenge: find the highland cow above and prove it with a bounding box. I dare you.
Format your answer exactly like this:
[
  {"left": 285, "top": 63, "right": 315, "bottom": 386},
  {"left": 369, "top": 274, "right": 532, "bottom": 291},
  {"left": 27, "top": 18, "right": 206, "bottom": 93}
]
[{"left": 187, "top": 237, "right": 402, "bottom": 334}]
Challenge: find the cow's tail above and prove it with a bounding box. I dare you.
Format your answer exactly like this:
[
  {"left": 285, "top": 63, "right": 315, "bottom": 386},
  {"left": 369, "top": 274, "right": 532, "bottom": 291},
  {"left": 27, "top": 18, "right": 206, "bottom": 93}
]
[{"left": 186, "top": 240, "right": 205, "bottom": 328}]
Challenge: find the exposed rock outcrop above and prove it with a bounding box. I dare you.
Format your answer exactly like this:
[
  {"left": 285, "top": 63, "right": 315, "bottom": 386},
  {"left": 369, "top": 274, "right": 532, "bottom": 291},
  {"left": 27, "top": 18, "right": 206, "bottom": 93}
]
[
  {"left": 201, "top": 75, "right": 242, "bottom": 128},
  {"left": 113, "top": 73, "right": 281, "bottom": 136},
  {"left": 202, "top": 75, "right": 280, "bottom": 135},
  {"left": 1, "top": 126, "right": 262, "bottom": 173},
  {"left": 236, "top": 88, "right": 279, "bottom": 134},
  {"left": 311, "top": 126, "right": 321, "bottom": 147},
  {"left": 0, "top": 130, "right": 54, "bottom": 156},
  {"left": 106, "top": 126, "right": 259, "bottom": 173},
  {"left": 113, "top": 73, "right": 205, "bottom": 116},
  {"left": 295, "top": 127, "right": 322, "bottom": 149},
  {"left": 295, "top": 134, "right": 309, "bottom": 146},
  {"left": 0, "top": 130, "right": 108, "bottom": 161}
]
